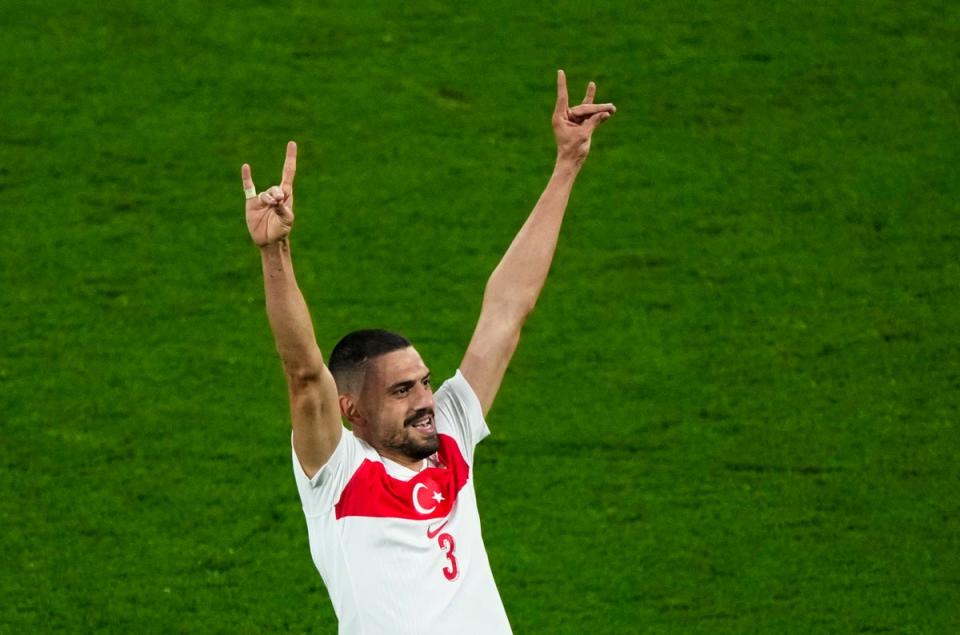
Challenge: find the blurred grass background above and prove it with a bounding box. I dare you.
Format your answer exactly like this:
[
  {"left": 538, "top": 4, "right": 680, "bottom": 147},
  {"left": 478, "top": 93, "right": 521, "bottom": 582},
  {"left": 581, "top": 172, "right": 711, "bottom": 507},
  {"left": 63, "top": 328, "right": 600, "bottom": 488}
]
[{"left": 1, "top": 0, "right": 958, "bottom": 632}]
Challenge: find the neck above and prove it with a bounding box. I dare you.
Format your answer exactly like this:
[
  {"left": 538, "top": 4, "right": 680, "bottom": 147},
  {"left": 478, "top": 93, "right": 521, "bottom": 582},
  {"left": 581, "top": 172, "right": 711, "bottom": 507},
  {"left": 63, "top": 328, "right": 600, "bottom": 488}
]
[{"left": 378, "top": 449, "right": 425, "bottom": 471}]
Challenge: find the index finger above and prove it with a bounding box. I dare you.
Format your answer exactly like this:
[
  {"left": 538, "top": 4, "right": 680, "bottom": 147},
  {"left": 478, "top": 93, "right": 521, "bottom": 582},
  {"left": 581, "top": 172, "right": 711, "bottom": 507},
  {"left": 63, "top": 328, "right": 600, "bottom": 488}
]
[
  {"left": 555, "top": 69, "right": 569, "bottom": 113},
  {"left": 281, "top": 140, "right": 297, "bottom": 190}
]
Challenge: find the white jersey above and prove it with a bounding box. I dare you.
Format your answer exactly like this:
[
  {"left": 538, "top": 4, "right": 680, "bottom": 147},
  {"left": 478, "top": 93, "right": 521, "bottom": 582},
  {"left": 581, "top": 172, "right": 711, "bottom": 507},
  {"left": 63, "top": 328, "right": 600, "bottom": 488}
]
[{"left": 292, "top": 370, "right": 512, "bottom": 635}]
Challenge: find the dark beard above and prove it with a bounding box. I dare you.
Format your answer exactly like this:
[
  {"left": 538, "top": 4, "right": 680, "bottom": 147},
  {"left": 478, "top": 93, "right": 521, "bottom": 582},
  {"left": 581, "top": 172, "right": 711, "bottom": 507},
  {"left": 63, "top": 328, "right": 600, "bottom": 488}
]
[
  {"left": 394, "top": 407, "right": 438, "bottom": 460},
  {"left": 394, "top": 434, "right": 439, "bottom": 461}
]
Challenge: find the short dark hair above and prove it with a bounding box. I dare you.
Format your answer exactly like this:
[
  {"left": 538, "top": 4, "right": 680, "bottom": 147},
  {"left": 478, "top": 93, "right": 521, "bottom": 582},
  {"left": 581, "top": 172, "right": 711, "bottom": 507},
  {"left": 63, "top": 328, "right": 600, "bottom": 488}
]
[{"left": 328, "top": 329, "right": 411, "bottom": 394}]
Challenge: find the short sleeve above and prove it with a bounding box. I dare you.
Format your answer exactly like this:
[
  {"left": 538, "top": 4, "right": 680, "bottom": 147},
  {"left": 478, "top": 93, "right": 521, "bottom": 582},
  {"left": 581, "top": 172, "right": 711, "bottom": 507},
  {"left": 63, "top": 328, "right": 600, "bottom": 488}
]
[
  {"left": 433, "top": 370, "right": 490, "bottom": 464},
  {"left": 292, "top": 427, "right": 366, "bottom": 518}
]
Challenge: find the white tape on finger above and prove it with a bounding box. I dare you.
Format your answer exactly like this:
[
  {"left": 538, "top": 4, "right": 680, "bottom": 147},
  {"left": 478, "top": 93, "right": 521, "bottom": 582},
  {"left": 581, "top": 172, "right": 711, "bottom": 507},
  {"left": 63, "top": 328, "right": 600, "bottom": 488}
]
[{"left": 244, "top": 186, "right": 257, "bottom": 200}]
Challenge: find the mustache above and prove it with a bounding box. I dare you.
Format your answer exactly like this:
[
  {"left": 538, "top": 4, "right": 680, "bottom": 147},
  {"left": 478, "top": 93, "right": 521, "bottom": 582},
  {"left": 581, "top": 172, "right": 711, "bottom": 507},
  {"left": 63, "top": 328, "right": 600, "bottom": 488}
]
[{"left": 404, "top": 408, "right": 435, "bottom": 426}]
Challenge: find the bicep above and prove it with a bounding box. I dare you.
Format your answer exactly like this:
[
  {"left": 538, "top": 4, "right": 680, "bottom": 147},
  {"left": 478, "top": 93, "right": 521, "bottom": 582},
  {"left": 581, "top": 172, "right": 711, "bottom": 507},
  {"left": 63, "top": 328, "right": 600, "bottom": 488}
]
[
  {"left": 288, "top": 364, "right": 343, "bottom": 479},
  {"left": 459, "top": 307, "right": 523, "bottom": 417}
]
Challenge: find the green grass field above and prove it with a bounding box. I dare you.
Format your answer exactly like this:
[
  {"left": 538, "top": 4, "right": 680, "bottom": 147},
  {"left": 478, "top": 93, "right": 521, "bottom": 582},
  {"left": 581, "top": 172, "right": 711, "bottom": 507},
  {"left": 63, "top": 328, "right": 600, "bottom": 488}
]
[{"left": 2, "top": 1, "right": 958, "bottom": 632}]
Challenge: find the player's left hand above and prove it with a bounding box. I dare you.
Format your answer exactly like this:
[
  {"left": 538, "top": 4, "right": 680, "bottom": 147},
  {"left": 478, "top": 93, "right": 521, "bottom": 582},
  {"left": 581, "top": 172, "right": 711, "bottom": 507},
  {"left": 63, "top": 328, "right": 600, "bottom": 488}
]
[
  {"left": 242, "top": 141, "right": 297, "bottom": 248},
  {"left": 553, "top": 70, "right": 615, "bottom": 166}
]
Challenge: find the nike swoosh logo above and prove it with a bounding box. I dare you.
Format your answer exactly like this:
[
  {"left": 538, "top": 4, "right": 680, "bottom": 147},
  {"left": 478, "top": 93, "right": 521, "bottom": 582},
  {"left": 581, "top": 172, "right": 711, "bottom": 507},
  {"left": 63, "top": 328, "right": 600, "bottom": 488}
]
[{"left": 426, "top": 519, "right": 449, "bottom": 539}]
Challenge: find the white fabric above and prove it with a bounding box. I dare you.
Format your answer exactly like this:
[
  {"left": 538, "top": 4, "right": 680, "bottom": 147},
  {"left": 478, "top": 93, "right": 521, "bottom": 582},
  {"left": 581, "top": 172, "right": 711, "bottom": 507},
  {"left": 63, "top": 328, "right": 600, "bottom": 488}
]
[{"left": 292, "top": 370, "right": 511, "bottom": 635}]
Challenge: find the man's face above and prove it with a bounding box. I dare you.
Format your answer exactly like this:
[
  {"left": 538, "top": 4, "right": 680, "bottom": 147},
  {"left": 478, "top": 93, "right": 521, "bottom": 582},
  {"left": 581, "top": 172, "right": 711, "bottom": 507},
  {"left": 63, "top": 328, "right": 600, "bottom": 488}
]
[{"left": 354, "top": 347, "right": 437, "bottom": 463}]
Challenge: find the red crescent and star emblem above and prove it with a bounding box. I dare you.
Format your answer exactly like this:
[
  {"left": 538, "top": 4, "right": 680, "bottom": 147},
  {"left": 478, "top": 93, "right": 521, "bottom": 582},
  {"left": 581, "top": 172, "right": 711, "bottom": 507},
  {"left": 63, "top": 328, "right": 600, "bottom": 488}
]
[
  {"left": 413, "top": 481, "right": 445, "bottom": 514},
  {"left": 334, "top": 434, "right": 469, "bottom": 521}
]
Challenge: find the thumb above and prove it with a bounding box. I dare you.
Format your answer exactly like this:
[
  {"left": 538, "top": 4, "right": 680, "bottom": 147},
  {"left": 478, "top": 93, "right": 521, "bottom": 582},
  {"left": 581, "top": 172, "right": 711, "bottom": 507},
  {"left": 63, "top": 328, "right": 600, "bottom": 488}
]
[
  {"left": 278, "top": 197, "right": 295, "bottom": 224},
  {"left": 584, "top": 111, "right": 612, "bottom": 133}
]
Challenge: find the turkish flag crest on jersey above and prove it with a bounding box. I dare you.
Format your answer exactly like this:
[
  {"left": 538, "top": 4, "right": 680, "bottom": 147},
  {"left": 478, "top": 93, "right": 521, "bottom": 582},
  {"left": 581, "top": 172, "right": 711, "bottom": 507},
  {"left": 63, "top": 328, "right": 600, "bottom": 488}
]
[{"left": 334, "top": 434, "right": 470, "bottom": 521}]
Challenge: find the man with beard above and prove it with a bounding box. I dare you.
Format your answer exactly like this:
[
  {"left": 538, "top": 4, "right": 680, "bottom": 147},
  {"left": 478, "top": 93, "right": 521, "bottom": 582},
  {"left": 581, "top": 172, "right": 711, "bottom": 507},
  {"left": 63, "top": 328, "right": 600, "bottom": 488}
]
[{"left": 242, "top": 71, "right": 614, "bottom": 635}]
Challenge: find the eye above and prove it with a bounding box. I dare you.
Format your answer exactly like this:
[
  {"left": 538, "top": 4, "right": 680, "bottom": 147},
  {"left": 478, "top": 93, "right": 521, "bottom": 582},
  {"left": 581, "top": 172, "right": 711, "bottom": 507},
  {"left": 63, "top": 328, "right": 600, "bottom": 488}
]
[
  {"left": 395, "top": 386, "right": 410, "bottom": 396},
  {"left": 422, "top": 376, "right": 431, "bottom": 387}
]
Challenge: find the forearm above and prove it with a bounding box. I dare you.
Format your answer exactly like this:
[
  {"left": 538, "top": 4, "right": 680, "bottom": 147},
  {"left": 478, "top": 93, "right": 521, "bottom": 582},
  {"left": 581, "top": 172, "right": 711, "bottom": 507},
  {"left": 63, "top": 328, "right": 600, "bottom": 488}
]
[
  {"left": 483, "top": 157, "right": 581, "bottom": 319},
  {"left": 260, "top": 239, "right": 325, "bottom": 377}
]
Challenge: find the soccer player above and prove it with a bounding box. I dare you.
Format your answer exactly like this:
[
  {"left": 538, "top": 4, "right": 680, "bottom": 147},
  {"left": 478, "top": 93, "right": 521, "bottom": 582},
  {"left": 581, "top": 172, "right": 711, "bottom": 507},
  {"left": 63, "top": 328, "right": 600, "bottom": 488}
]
[{"left": 242, "top": 71, "right": 614, "bottom": 634}]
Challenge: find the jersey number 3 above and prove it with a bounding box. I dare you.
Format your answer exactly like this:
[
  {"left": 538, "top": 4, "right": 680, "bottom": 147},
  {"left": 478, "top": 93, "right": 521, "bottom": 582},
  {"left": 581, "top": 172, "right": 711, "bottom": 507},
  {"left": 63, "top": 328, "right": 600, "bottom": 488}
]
[{"left": 437, "top": 533, "right": 459, "bottom": 581}]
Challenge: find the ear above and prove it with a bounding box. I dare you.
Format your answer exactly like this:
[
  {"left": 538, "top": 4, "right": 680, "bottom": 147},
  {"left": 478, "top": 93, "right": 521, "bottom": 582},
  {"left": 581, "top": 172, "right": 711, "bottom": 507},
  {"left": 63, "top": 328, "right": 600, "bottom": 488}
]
[{"left": 339, "top": 394, "right": 364, "bottom": 427}]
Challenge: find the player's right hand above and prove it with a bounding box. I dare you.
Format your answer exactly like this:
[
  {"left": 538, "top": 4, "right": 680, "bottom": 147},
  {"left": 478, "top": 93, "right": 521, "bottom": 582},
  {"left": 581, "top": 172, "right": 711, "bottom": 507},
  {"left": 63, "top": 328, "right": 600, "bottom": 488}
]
[
  {"left": 553, "top": 71, "right": 615, "bottom": 166},
  {"left": 243, "top": 141, "right": 297, "bottom": 247}
]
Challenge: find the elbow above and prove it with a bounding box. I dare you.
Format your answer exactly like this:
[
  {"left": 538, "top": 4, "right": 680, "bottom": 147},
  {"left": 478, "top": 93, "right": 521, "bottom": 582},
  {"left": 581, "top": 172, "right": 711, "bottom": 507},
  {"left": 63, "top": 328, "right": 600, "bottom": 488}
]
[
  {"left": 482, "top": 291, "right": 535, "bottom": 327},
  {"left": 283, "top": 359, "right": 330, "bottom": 389},
  {"left": 483, "top": 273, "right": 540, "bottom": 322},
  {"left": 504, "top": 292, "right": 537, "bottom": 319},
  {"left": 487, "top": 282, "right": 536, "bottom": 315},
  {"left": 287, "top": 366, "right": 320, "bottom": 384}
]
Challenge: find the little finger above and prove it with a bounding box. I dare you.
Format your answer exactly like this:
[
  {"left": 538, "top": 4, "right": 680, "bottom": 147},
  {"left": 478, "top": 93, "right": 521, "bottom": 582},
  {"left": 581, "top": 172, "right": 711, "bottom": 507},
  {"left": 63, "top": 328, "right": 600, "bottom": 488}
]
[{"left": 582, "top": 81, "right": 596, "bottom": 105}]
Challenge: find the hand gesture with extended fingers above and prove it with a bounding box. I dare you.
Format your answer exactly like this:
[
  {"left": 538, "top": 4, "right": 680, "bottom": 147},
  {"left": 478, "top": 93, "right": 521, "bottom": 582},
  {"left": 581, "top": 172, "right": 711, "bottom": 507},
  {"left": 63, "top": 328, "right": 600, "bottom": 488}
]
[
  {"left": 242, "top": 141, "right": 298, "bottom": 247},
  {"left": 553, "top": 70, "right": 616, "bottom": 166}
]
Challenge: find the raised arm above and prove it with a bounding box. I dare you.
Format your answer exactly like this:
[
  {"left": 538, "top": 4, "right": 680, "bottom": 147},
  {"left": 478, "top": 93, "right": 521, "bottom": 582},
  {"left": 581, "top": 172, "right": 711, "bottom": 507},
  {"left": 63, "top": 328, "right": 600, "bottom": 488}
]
[
  {"left": 460, "top": 71, "right": 615, "bottom": 415},
  {"left": 243, "top": 142, "right": 341, "bottom": 478}
]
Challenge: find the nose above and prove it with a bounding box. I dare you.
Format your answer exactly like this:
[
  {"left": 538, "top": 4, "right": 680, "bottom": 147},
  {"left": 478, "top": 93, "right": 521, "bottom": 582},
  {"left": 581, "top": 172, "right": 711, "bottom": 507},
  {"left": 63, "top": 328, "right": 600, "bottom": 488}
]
[{"left": 414, "top": 382, "right": 434, "bottom": 412}]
